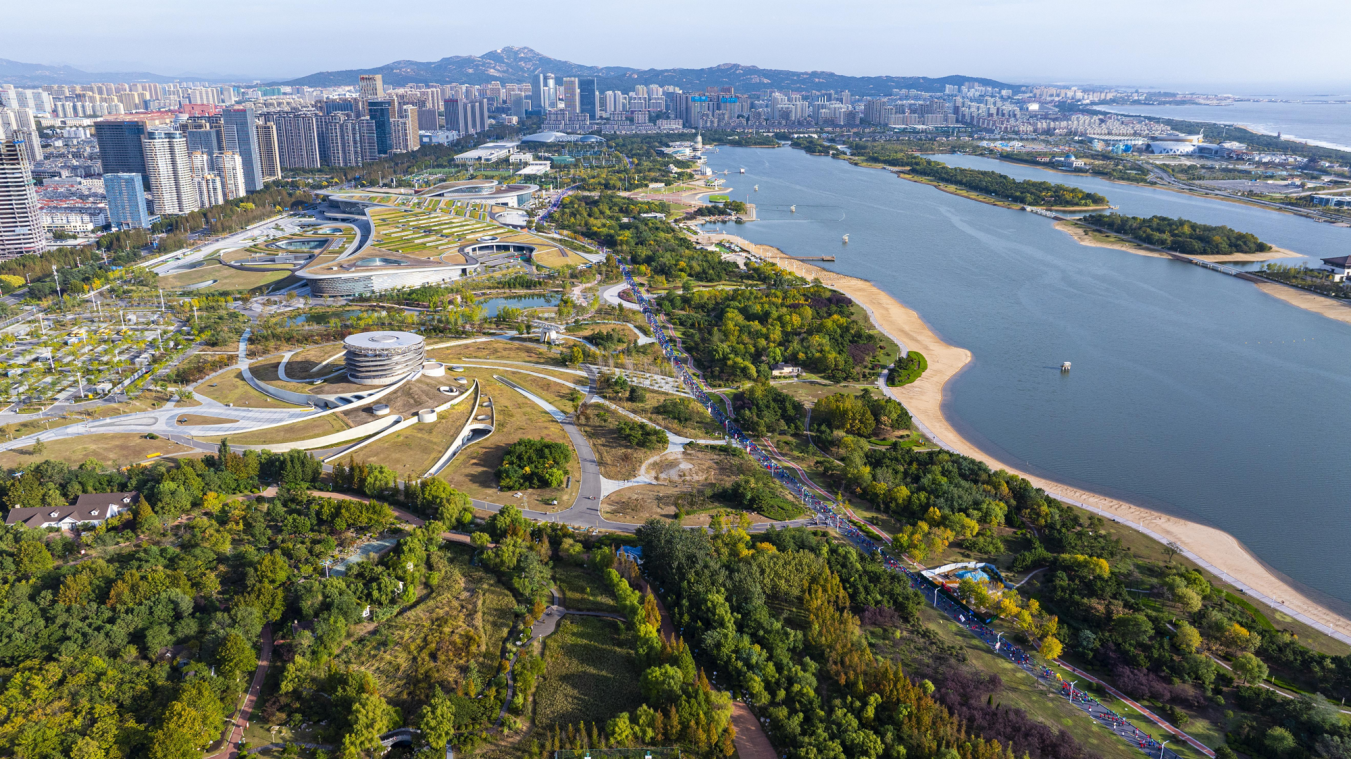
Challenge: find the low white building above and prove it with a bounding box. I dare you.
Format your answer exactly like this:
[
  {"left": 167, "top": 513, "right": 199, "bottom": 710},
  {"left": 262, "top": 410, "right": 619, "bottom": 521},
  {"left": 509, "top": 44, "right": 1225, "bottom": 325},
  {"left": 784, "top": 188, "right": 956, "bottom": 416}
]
[
  {"left": 1320, "top": 255, "right": 1351, "bottom": 282},
  {"left": 454, "top": 141, "right": 519, "bottom": 163}
]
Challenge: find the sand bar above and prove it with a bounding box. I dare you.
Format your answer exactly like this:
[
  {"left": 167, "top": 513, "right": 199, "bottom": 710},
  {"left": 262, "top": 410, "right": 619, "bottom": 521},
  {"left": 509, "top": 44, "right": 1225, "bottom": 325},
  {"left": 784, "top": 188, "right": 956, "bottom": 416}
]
[
  {"left": 1254, "top": 281, "right": 1351, "bottom": 327},
  {"left": 699, "top": 229, "right": 1351, "bottom": 645}
]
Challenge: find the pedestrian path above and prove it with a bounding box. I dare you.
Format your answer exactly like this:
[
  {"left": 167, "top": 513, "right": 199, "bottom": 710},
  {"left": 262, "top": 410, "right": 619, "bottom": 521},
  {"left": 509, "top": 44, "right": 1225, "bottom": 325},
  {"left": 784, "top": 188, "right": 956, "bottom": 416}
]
[{"left": 618, "top": 260, "right": 1208, "bottom": 759}]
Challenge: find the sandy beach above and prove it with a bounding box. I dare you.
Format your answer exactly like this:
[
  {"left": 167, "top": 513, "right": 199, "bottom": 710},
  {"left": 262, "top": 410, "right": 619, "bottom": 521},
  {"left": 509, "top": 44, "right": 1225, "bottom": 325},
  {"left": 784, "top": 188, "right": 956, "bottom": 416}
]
[
  {"left": 1053, "top": 220, "right": 1301, "bottom": 263},
  {"left": 700, "top": 230, "right": 1351, "bottom": 644},
  {"left": 1253, "top": 281, "right": 1351, "bottom": 327}
]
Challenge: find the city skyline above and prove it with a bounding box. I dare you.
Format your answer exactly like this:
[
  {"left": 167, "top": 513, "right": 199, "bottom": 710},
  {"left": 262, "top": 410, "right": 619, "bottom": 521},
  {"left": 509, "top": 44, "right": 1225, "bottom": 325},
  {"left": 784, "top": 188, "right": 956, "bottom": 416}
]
[{"left": 6, "top": 0, "right": 1351, "bottom": 92}]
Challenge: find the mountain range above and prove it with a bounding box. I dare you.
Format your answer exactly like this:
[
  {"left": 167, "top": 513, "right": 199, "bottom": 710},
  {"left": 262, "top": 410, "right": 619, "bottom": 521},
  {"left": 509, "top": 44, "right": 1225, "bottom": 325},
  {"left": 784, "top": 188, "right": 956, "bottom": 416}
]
[
  {"left": 276, "top": 47, "right": 1015, "bottom": 95},
  {"left": 0, "top": 59, "right": 198, "bottom": 86},
  {"left": 0, "top": 47, "right": 1016, "bottom": 95}
]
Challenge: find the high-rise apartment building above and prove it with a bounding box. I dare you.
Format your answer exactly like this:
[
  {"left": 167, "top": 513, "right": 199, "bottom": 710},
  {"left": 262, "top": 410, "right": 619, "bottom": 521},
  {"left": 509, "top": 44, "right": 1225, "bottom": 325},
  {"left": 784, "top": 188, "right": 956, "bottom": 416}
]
[
  {"left": 390, "top": 118, "right": 410, "bottom": 153},
  {"left": 105, "top": 173, "right": 150, "bottom": 229},
  {"left": 357, "top": 119, "right": 379, "bottom": 163},
  {"left": 196, "top": 173, "right": 224, "bottom": 208},
  {"left": 221, "top": 106, "right": 263, "bottom": 192},
  {"left": 359, "top": 75, "right": 384, "bottom": 100},
  {"left": 214, "top": 152, "right": 246, "bottom": 200},
  {"left": 562, "top": 78, "right": 580, "bottom": 113},
  {"left": 402, "top": 106, "right": 420, "bottom": 152},
  {"left": 510, "top": 92, "right": 527, "bottom": 119},
  {"left": 0, "top": 109, "right": 42, "bottom": 164},
  {"left": 416, "top": 107, "right": 439, "bottom": 131},
  {"left": 578, "top": 78, "right": 599, "bottom": 119},
  {"left": 268, "top": 112, "right": 320, "bottom": 169},
  {"left": 367, "top": 100, "right": 392, "bottom": 155},
  {"left": 255, "top": 121, "right": 282, "bottom": 180},
  {"left": 141, "top": 130, "right": 199, "bottom": 216},
  {"left": 444, "top": 98, "right": 487, "bottom": 136},
  {"left": 94, "top": 120, "right": 149, "bottom": 188},
  {"left": 184, "top": 125, "right": 221, "bottom": 155},
  {"left": 0, "top": 138, "right": 45, "bottom": 259}
]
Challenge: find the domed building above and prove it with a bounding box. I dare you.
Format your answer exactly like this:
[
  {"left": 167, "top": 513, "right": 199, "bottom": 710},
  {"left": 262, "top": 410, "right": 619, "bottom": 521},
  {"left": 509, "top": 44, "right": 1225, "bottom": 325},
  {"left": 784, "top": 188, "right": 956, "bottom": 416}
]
[{"left": 344, "top": 331, "right": 426, "bottom": 385}]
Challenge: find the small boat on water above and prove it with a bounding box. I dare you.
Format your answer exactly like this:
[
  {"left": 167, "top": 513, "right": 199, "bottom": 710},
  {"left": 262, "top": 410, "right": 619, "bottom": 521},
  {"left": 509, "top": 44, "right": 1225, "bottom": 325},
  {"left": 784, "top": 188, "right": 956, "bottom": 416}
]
[
  {"left": 790, "top": 205, "right": 796, "bottom": 213},
  {"left": 739, "top": 168, "right": 745, "bottom": 174},
  {"left": 754, "top": 185, "right": 759, "bottom": 191},
  {"left": 842, "top": 234, "right": 849, "bottom": 243}
]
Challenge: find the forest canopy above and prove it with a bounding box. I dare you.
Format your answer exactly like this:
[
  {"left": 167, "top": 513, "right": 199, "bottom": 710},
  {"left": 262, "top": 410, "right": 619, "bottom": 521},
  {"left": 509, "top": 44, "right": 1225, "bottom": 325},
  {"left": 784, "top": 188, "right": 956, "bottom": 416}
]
[{"left": 1079, "top": 213, "right": 1272, "bottom": 256}]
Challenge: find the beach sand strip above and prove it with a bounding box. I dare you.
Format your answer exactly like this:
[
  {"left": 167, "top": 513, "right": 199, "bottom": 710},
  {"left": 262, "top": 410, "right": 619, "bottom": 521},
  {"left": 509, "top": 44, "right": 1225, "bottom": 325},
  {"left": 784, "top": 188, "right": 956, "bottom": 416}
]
[{"left": 698, "top": 231, "right": 1351, "bottom": 645}]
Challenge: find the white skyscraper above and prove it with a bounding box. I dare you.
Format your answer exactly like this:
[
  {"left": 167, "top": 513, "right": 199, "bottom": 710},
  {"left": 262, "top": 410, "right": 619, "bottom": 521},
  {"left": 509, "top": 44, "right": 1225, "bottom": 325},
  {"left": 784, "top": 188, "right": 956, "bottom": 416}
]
[
  {"left": 141, "top": 130, "right": 200, "bottom": 216},
  {"left": 0, "top": 139, "right": 45, "bottom": 259},
  {"left": 214, "top": 152, "right": 246, "bottom": 200},
  {"left": 196, "top": 174, "right": 225, "bottom": 208}
]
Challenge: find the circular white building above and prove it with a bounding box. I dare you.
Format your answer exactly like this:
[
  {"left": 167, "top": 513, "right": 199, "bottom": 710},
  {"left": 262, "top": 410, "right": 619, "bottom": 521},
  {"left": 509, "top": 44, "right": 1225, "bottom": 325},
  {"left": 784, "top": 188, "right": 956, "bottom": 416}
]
[{"left": 344, "top": 331, "right": 426, "bottom": 385}]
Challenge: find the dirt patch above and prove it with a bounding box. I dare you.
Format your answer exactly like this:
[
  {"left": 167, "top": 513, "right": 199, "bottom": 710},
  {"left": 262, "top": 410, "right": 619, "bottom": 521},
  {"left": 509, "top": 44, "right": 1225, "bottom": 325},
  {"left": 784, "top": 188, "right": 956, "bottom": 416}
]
[
  {"left": 731, "top": 703, "right": 778, "bottom": 759},
  {"left": 175, "top": 414, "right": 238, "bottom": 426},
  {"left": 601, "top": 450, "right": 752, "bottom": 525}
]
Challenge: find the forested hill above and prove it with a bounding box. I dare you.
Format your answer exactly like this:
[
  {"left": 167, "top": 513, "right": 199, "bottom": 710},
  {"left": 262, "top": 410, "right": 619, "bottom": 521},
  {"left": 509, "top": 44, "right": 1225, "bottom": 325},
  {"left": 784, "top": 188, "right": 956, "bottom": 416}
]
[{"left": 276, "top": 46, "right": 1015, "bottom": 94}]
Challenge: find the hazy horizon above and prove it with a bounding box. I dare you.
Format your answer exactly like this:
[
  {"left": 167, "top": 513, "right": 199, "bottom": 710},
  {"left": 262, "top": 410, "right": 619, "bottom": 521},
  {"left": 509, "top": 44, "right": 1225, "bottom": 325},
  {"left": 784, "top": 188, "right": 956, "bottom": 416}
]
[{"left": 10, "top": 0, "right": 1351, "bottom": 91}]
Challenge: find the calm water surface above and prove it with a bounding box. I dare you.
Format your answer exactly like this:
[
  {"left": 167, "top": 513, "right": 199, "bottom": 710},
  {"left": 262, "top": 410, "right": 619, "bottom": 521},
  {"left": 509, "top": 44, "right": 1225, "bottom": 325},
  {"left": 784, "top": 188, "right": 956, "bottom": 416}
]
[
  {"left": 1096, "top": 101, "right": 1351, "bottom": 152},
  {"left": 707, "top": 145, "right": 1351, "bottom": 612}
]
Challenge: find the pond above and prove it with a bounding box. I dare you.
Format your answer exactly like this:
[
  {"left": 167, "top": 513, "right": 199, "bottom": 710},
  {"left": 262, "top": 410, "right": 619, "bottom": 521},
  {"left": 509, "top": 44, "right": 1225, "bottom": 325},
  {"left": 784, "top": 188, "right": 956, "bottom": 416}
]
[
  {"left": 281, "top": 309, "right": 367, "bottom": 326},
  {"left": 478, "top": 293, "right": 560, "bottom": 316},
  {"left": 272, "top": 238, "right": 330, "bottom": 251}
]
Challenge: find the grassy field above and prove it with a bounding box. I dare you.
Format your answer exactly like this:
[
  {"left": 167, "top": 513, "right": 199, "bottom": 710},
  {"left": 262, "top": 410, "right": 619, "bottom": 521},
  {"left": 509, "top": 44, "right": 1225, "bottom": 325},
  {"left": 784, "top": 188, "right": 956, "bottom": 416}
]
[
  {"left": 553, "top": 563, "right": 620, "bottom": 614},
  {"left": 534, "top": 616, "right": 641, "bottom": 729},
  {"left": 454, "top": 363, "right": 587, "bottom": 392},
  {"left": 467, "top": 559, "right": 519, "bottom": 678},
  {"left": 875, "top": 603, "right": 1144, "bottom": 759},
  {"left": 0, "top": 415, "right": 82, "bottom": 440},
  {"left": 575, "top": 407, "right": 654, "bottom": 480},
  {"left": 157, "top": 263, "right": 293, "bottom": 293},
  {"left": 199, "top": 412, "right": 349, "bottom": 446},
  {"left": 531, "top": 247, "right": 584, "bottom": 269},
  {"left": 195, "top": 369, "right": 307, "bottom": 409},
  {"left": 249, "top": 357, "right": 327, "bottom": 394},
  {"left": 600, "top": 387, "right": 723, "bottom": 440},
  {"left": 335, "top": 583, "right": 480, "bottom": 712},
  {"left": 347, "top": 398, "right": 474, "bottom": 480},
  {"left": 429, "top": 338, "right": 566, "bottom": 366},
  {"left": 0, "top": 433, "right": 196, "bottom": 468},
  {"left": 174, "top": 414, "right": 238, "bottom": 426},
  {"left": 438, "top": 369, "right": 580, "bottom": 511}
]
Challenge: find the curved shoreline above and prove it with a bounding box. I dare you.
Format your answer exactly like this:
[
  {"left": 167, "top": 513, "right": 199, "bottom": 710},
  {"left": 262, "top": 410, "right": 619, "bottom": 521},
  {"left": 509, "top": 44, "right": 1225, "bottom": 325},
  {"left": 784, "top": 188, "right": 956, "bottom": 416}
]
[{"left": 699, "top": 230, "right": 1351, "bottom": 646}]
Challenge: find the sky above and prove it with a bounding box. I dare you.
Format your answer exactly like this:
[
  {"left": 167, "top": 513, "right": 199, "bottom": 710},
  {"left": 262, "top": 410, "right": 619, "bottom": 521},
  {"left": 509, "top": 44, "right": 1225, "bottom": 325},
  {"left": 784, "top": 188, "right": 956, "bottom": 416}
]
[{"left": 11, "top": 0, "right": 1351, "bottom": 93}]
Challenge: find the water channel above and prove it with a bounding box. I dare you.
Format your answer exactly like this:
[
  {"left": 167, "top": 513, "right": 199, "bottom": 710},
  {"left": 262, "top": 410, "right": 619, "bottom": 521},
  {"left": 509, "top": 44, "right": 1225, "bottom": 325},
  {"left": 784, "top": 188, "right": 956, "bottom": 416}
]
[{"left": 705, "top": 145, "right": 1351, "bottom": 612}]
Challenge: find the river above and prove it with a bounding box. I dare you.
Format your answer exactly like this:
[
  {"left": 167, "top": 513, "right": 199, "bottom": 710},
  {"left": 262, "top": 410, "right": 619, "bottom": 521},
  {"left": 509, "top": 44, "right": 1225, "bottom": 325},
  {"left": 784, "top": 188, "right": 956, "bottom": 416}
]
[{"left": 705, "top": 145, "right": 1351, "bottom": 613}]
